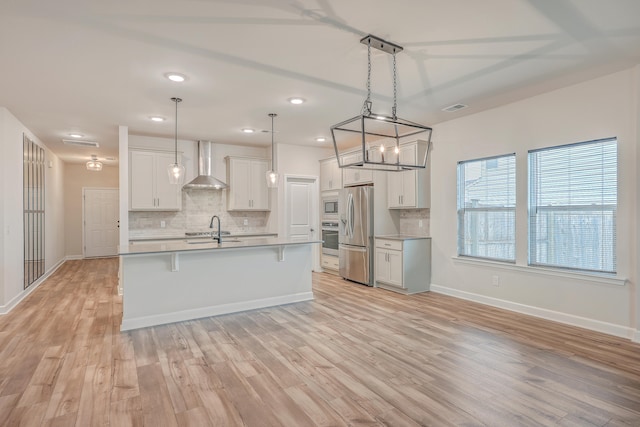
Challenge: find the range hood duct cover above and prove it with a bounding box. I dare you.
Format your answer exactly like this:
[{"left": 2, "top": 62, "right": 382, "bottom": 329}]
[{"left": 183, "top": 141, "right": 228, "bottom": 189}]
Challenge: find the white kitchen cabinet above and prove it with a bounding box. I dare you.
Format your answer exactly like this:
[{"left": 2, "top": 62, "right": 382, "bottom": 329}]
[
  {"left": 321, "top": 254, "right": 339, "bottom": 274},
  {"left": 341, "top": 151, "right": 373, "bottom": 187},
  {"left": 375, "top": 237, "right": 431, "bottom": 294},
  {"left": 387, "top": 140, "right": 430, "bottom": 209},
  {"left": 129, "top": 150, "right": 182, "bottom": 211},
  {"left": 375, "top": 242, "right": 403, "bottom": 288},
  {"left": 226, "top": 156, "right": 270, "bottom": 211},
  {"left": 320, "top": 157, "right": 342, "bottom": 191}
]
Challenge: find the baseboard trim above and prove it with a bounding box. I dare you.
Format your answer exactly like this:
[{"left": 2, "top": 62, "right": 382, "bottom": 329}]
[
  {"left": 120, "top": 291, "right": 314, "bottom": 331},
  {"left": 0, "top": 257, "right": 66, "bottom": 315},
  {"left": 430, "top": 283, "right": 634, "bottom": 340},
  {"left": 65, "top": 255, "right": 83, "bottom": 261}
]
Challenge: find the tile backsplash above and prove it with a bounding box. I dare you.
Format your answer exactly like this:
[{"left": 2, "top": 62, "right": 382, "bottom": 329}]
[
  {"left": 398, "top": 209, "right": 430, "bottom": 236},
  {"left": 129, "top": 188, "right": 269, "bottom": 236}
]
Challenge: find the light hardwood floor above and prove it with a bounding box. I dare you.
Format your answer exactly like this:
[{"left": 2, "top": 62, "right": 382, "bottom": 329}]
[{"left": 1, "top": 258, "right": 640, "bottom": 426}]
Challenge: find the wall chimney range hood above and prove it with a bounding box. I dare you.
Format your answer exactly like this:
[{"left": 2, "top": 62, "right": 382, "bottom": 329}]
[{"left": 183, "top": 141, "right": 228, "bottom": 189}]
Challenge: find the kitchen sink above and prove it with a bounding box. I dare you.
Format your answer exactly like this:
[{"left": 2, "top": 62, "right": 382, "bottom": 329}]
[{"left": 187, "top": 239, "right": 241, "bottom": 244}]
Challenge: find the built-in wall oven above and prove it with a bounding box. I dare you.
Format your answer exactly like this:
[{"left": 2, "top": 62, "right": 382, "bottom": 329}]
[{"left": 321, "top": 221, "right": 339, "bottom": 256}]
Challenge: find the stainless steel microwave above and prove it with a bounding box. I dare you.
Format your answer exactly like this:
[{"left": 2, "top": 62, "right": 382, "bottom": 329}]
[{"left": 322, "top": 197, "right": 338, "bottom": 217}]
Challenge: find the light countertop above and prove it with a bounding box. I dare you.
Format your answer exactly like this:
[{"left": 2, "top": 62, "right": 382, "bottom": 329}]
[
  {"left": 375, "top": 235, "right": 431, "bottom": 241},
  {"left": 120, "top": 237, "right": 321, "bottom": 256}
]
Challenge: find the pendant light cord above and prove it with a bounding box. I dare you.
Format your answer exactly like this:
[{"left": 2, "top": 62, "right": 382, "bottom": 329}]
[
  {"left": 171, "top": 97, "right": 182, "bottom": 164},
  {"left": 269, "top": 113, "right": 277, "bottom": 170}
]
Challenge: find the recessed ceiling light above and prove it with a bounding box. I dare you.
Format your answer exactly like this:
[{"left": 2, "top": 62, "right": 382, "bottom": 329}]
[
  {"left": 242, "top": 128, "right": 255, "bottom": 134},
  {"left": 315, "top": 137, "right": 326, "bottom": 143},
  {"left": 150, "top": 116, "right": 165, "bottom": 122},
  {"left": 68, "top": 133, "right": 84, "bottom": 138},
  {"left": 165, "top": 72, "right": 187, "bottom": 82},
  {"left": 288, "top": 97, "right": 305, "bottom": 105}
]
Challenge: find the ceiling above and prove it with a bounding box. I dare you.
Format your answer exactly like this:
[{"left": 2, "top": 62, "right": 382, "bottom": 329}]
[{"left": 2, "top": 0, "right": 640, "bottom": 165}]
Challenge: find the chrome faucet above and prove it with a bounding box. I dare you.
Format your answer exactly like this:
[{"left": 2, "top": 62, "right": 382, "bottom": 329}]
[{"left": 209, "top": 215, "right": 222, "bottom": 243}]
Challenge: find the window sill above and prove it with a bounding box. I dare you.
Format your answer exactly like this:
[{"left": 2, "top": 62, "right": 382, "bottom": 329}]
[{"left": 451, "top": 256, "right": 627, "bottom": 287}]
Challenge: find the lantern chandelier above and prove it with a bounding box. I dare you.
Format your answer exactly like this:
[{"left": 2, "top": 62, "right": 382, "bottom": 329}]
[{"left": 331, "top": 34, "right": 433, "bottom": 171}]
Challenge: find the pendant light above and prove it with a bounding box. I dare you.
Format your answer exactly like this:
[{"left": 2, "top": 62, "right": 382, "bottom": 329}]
[
  {"left": 330, "top": 34, "right": 433, "bottom": 172},
  {"left": 167, "top": 97, "right": 185, "bottom": 184},
  {"left": 265, "top": 113, "right": 279, "bottom": 188}
]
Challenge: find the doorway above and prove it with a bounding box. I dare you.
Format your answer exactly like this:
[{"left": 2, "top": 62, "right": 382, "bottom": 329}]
[
  {"left": 284, "top": 175, "right": 320, "bottom": 271},
  {"left": 83, "top": 188, "right": 119, "bottom": 258}
]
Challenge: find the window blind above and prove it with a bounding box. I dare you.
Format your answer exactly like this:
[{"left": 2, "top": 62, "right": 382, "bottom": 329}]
[
  {"left": 528, "top": 138, "right": 617, "bottom": 273},
  {"left": 457, "top": 154, "right": 516, "bottom": 261}
]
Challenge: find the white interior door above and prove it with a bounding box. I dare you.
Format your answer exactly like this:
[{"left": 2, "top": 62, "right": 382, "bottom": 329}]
[
  {"left": 286, "top": 177, "right": 316, "bottom": 241},
  {"left": 84, "top": 188, "right": 119, "bottom": 258}
]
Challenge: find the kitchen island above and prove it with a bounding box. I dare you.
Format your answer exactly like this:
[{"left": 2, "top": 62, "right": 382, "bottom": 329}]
[{"left": 119, "top": 237, "right": 321, "bottom": 331}]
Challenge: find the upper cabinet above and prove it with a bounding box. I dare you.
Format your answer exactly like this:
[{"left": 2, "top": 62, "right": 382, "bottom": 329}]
[
  {"left": 320, "top": 157, "right": 342, "bottom": 191},
  {"left": 129, "top": 149, "right": 182, "bottom": 211},
  {"left": 387, "top": 140, "right": 430, "bottom": 209},
  {"left": 226, "top": 156, "right": 270, "bottom": 211},
  {"left": 341, "top": 151, "right": 373, "bottom": 187}
]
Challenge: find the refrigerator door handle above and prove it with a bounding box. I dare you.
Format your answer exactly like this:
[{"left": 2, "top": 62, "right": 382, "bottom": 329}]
[
  {"left": 350, "top": 193, "right": 355, "bottom": 238},
  {"left": 347, "top": 192, "right": 354, "bottom": 238}
]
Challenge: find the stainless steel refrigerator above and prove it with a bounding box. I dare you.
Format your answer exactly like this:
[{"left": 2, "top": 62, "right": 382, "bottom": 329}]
[{"left": 339, "top": 186, "right": 374, "bottom": 286}]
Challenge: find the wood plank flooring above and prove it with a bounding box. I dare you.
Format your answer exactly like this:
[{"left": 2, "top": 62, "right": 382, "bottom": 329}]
[{"left": 1, "top": 258, "right": 640, "bottom": 426}]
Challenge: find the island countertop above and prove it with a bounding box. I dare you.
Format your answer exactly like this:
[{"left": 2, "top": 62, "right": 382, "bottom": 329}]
[
  {"left": 119, "top": 237, "right": 322, "bottom": 256},
  {"left": 375, "top": 234, "right": 431, "bottom": 241},
  {"left": 128, "top": 231, "right": 278, "bottom": 242}
]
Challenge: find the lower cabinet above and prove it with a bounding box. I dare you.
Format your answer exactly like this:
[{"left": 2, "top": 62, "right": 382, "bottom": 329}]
[
  {"left": 321, "top": 254, "right": 339, "bottom": 275},
  {"left": 375, "top": 237, "right": 431, "bottom": 294}
]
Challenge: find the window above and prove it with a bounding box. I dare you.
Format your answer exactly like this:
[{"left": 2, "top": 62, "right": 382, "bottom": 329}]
[
  {"left": 528, "top": 138, "right": 617, "bottom": 273},
  {"left": 457, "top": 154, "right": 516, "bottom": 261}
]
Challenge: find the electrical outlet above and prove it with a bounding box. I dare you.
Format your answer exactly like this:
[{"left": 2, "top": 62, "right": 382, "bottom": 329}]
[
  {"left": 243, "top": 218, "right": 249, "bottom": 226},
  {"left": 492, "top": 275, "right": 500, "bottom": 287},
  {"left": 160, "top": 220, "right": 166, "bottom": 228}
]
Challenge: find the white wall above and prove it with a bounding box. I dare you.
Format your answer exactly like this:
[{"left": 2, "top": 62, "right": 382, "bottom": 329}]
[
  {"left": 275, "top": 143, "right": 332, "bottom": 235},
  {"left": 430, "top": 69, "right": 638, "bottom": 338},
  {"left": 0, "top": 107, "right": 65, "bottom": 311},
  {"left": 121, "top": 135, "right": 271, "bottom": 241},
  {"left": 634, "top": 66, "right": 640, "bottom": 341},
  {"left": 64, "top": 164, "right": 119, "bottom": 257}
]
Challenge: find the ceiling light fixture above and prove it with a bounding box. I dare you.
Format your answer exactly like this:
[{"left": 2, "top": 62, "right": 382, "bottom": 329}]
[
  {"left": 266, "top": 113, "right": 279, "bottom": 188},
  {"left": 242, "top": 128, "right": 255, "bottom": 134},
  {"left": 150, "top": 116, "right": 165, "bottom": 122},
  {"left": 69, "top": 133, "right": 83, "bottom": 138},
  {"left": 315, "top": 137, "right": 326, "bottom": 143},
  {"left": 62, "top": 139, "right": 99, "bottom": 148},
  {"left": 288, "top": 97, "right": 305, "bottom": 105},
  {"left": 165, "top": 73, "right": 186, "bottom": 82},
  {"left": 330, "top": 34, "right": 432, "bottom": 171},
  {"left": 86, "top": 155, "right": 103, "bottom": 172},
  {"left": 167, "top": 97, "right": 185, "bottom": 185}
]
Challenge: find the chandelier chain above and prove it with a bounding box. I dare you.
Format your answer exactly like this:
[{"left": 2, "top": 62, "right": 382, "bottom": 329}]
[
  {"left": 392, "top": 51, "right": 398, "bottom": 120},
  {"left": 362, "top": 38, "right": 372, "bottom": 115}
]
